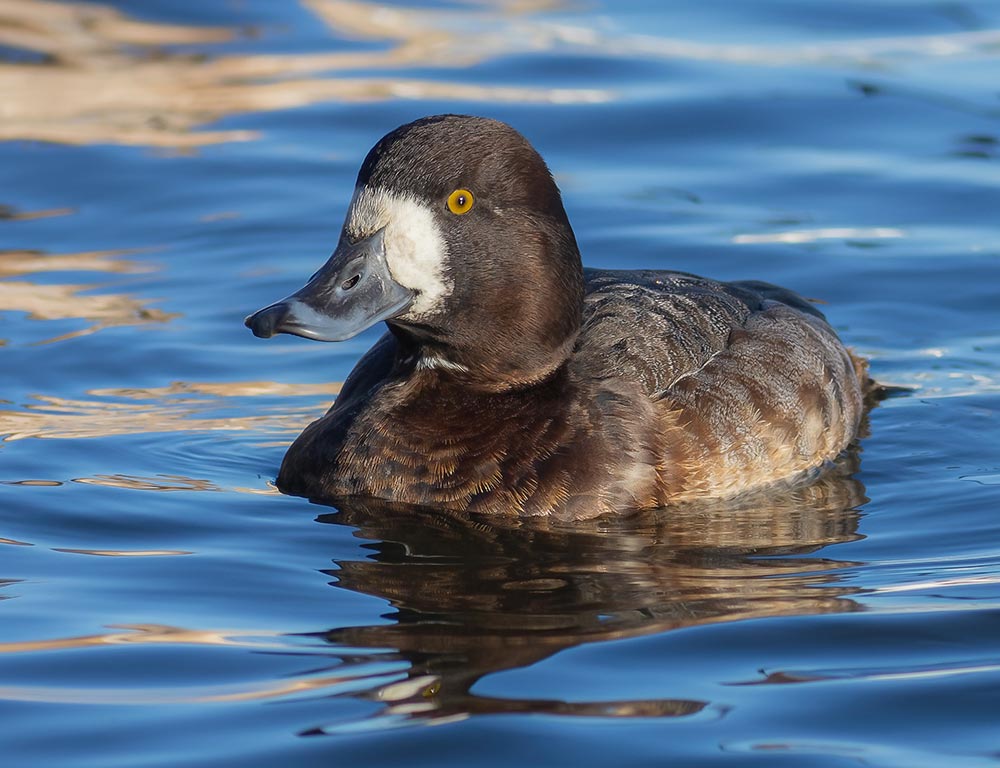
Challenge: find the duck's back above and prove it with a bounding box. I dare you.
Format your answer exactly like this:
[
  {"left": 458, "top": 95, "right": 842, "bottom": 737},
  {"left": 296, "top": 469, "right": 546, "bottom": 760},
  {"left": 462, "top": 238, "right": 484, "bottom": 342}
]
[{"left": 576, "top": 269, "right": 870, "bottom": 500}]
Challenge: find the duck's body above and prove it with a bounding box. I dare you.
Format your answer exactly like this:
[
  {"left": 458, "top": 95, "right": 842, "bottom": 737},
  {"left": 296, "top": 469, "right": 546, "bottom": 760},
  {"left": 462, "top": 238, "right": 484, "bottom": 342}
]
[{"left": 247, "top": 115, "right": 870, "bottom": 520}]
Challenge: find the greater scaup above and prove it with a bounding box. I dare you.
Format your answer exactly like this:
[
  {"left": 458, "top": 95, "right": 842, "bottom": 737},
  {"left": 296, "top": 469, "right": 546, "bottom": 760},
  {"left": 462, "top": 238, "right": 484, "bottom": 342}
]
[{"left": 246, "top": 115, "right": 873, "bottom": 520}]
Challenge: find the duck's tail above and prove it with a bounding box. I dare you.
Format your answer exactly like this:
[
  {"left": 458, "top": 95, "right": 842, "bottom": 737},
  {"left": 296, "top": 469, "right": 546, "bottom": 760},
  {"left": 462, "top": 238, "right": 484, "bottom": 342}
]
[{"left": 849, "top": 350, "right": 912, "bottom": 409}]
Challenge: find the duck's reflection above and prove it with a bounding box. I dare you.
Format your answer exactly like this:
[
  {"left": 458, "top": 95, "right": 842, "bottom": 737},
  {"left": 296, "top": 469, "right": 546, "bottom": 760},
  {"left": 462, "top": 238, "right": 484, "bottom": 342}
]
[{"left": 304, "top": 455, "right": 867, "bottom": 732}]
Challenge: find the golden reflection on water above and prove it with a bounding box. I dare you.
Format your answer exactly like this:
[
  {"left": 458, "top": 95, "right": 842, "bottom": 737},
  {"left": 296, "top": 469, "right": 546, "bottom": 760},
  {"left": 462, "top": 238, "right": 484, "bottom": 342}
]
[
  {"left": 72, "top": 474, "right": 221, "bottom": 492},
  {"left": 2, "top": 0, "right": 996, "bottom": 148},
  {"left": 91, "top": 380, "right": 343, "bottom": 399},
  {"left": 51, "top": 547, "right": 192, "bottom": 556},
  {"left": 0, "top": 206, "right": 75, "bottom": 221},
  {"left": 0, "top": 379, "right": 340, "bottom": 442},
  {"left": 0, "top": 247, "right": 174, "bottom": 343},
  {"left": 0, "top": 623, "right": 278, "bottom": 653},
  {"left": 0, "top": 623, "right": 375, "bottom": 705},
  {"left": 0, "top": 247, "right": 151, "bottom": 278},
  {"left": 68, "top": 473, "right": 280, "bottom": 495},
  {"left": 0, "top": 0, "right": 608, "bottom": 148},
  {"left": 0, "top": 670, "right": 409, "bottom": 706}
]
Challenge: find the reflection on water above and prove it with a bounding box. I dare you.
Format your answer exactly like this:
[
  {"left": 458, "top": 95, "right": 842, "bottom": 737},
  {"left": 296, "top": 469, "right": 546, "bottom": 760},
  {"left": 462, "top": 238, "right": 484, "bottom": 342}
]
[
  {"left": 5, "top": 0, "right": 995, "bottom": 149},
  {"left": 732, "top": 227, "right": 904, "bottom": 245},
  {"left": 68, "top": 472, "right": 278, "bottom": 495},
  {"left": 50, "top": 547, "right": 192, "bottom": 556},
  {"left": 71, "top": 474, "right": 221, "bottom": 492},
  {"left": 0, "top": 247, "right": 150, "bottom": 278},
  {"left": 0, "top": 206, "right": 75, "bottom": 221},
  {"left": 296, "top": 455, "right": 866, "bottom": 732},
  {"left": 0, "top": 623, "right": 276, "bottom": 654},
  {"left": 0, "top": 0, "right": 608, "bottom": 148},
  {"left": 0, "top": 455, "right": 866, "bottom": 717},
  {"left": 90, "top": 380, "right": 342, "bottom": 399},
  {"left": 0, "top": 379, "right": 339, "bottom": 443},
  {"left": 0, "top": 247, "right": 173, "bottom": 344}
]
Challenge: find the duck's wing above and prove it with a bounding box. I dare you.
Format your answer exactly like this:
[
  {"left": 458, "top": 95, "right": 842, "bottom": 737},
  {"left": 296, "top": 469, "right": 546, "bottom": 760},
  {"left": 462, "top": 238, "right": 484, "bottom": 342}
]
[
  {"left": 578, "top": 268, "right": 808, "bottom": 393},
  {"left": 577, "top": 268, "right": 869, "bottom": 498}
]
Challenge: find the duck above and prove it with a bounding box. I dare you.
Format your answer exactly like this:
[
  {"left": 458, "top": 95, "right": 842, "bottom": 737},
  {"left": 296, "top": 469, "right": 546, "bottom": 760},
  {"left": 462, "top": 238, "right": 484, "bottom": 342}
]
[{"left": 245, "top": 114, "right": 873, "bottom": 521}]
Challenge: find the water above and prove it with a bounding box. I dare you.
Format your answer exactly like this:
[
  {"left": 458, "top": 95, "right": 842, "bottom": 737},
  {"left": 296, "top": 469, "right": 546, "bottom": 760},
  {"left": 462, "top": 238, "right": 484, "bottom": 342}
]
[{"left": 2, "top": 1, "right": 999, "bottom": 765}]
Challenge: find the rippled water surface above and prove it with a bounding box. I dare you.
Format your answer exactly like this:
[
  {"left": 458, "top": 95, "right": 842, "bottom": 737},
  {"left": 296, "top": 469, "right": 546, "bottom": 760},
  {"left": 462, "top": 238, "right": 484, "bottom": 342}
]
[{"left": 2, "top": 1, "right": 1000, "bottom": 765}]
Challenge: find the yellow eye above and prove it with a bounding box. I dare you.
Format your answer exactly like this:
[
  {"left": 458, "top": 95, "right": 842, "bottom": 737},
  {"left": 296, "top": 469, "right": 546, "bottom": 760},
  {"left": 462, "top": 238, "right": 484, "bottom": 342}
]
[{"left": 447, "top": 189, "right": 474, "bottom": 215}]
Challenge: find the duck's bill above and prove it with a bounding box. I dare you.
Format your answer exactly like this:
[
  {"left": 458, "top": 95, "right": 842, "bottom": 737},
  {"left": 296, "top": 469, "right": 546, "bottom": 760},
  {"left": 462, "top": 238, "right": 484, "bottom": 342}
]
[{"left": 244, "top": 228, "right": 413, "bottom": 342}]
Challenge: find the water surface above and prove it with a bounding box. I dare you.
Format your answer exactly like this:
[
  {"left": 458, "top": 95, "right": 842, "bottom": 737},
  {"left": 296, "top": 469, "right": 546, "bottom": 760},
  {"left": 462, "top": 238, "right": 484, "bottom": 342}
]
[{"left": 2, "top": 1, "right": 1000, "bottom": 766}]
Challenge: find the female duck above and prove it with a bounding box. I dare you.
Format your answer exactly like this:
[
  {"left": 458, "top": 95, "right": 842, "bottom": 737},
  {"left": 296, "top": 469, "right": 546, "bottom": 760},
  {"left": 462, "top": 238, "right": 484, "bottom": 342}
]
[{"left": 246, "top": 115, "right": 871, "bottom": 520}]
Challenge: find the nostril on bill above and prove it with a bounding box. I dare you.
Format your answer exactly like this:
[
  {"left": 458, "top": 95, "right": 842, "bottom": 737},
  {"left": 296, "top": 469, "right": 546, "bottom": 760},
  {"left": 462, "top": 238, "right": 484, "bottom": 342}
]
[{"left": 341, "top": 274, "right": 361, "bottom": 291}]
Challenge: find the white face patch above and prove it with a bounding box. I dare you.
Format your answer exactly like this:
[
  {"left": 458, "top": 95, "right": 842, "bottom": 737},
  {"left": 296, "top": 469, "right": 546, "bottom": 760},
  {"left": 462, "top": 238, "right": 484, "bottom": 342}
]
[{"left": 346, "top": 186, "right": 451, "bottom": 319}]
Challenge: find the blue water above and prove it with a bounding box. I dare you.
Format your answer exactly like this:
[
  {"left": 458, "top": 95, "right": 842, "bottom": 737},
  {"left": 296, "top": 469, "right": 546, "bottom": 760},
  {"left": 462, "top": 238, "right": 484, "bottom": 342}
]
[{"left": 2, "top": 1, "right": 1000, "bottom": 765}]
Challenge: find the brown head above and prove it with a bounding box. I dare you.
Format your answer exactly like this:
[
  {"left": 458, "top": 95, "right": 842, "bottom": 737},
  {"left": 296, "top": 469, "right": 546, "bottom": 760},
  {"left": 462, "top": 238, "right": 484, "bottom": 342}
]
[{"left": 245, "top": 115, "right": 585, "bottom": 387}]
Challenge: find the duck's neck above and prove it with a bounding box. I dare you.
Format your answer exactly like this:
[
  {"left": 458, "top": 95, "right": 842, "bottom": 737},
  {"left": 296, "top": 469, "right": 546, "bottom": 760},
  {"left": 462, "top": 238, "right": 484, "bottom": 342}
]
[
  {"left": 388, "top": 306, "right": 580, "bottom": 392},
  {"left": 388, "top": 212, "right": 586, "bottom": 390}
]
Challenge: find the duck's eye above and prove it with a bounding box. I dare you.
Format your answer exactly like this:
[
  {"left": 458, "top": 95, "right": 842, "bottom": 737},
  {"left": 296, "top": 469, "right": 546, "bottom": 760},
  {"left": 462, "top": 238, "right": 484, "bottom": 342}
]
[{"left": 447, "top": 189, "right": 474, "bottom": 215}]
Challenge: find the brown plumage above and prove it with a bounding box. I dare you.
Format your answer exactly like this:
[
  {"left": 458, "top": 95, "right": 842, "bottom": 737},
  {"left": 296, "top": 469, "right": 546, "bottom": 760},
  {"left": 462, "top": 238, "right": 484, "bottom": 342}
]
[{"left": 246, "top": 115, "right": 874, "bottom": 520}]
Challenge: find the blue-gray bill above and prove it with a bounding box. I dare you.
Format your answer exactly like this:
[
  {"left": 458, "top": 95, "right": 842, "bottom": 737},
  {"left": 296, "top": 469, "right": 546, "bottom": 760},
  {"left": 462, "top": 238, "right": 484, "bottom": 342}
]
[{"left": 244, "top": 227, "right": 413, "bottom": 342}]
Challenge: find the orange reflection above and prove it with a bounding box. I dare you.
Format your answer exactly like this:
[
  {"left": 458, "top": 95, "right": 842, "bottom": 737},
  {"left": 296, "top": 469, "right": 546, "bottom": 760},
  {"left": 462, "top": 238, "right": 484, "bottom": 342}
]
[
  {"left": 0, "top": 623, "right": 275, "bottom": 653},
  {"left": 68, "top": 473, "right": 283, "bottom": 495},
  {"left": 72, "top": 474, "right": 221, "bottom": 492},
  {"left": 52, "top": 547, "right": 192, "bottom": 557},
  {"left": 0, "top": 248, "right": 173, "bottom": 343},
  {"left": 90, "top": 380, "right": 343, "bottom": 399},
  {"left": 3, "top": 0, "right": 996, "bottom": 148},
  {"left": 0, "top": 623, "right": 370, "bottom": 705},
  {"left": 0, "top": 206, "right": 75, "bottom": 221},
  {"left": 0, "top": 674, "right": 378, "bottom": 706},
  {"left": 0, "top": 379, "right": 340, "bottom": 442},
  {"left": 1, "top": 0, "right": 608, "bottom": 148},
  {"left": 0, "top": 248, "right": 151, "bottom": 279}
]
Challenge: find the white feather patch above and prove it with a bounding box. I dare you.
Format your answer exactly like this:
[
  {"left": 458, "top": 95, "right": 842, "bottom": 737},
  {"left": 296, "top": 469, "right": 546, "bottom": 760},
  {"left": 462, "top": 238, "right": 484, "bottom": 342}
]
[
  {"left": 347, "top": 186, "right": 450, "bottom": 319},
  {"left": 416, "top": 355, "right": 470, "bottom": 373}
]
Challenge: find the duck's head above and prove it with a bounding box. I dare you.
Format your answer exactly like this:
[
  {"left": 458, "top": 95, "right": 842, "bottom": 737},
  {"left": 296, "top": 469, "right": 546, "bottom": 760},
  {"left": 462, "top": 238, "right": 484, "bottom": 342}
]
[{"left": 245, "top": 115, "right": 584, "bottom": 384}]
